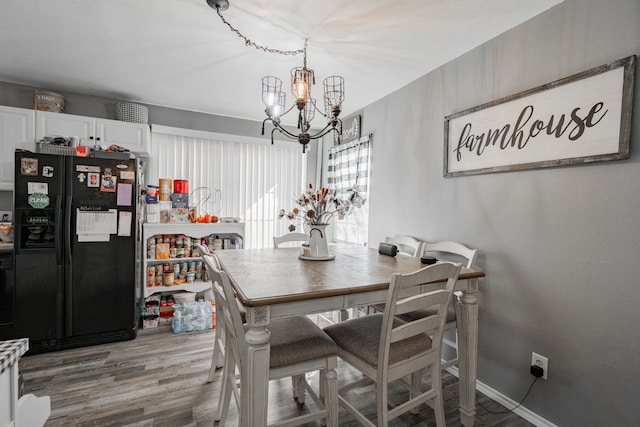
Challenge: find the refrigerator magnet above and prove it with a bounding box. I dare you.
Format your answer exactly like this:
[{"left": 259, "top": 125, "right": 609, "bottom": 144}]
[
  {"left": 101, "top": 175, "right": 117, "bottom": 192},
  {"left": 28, "top": 193, "right": 50, "bottom": 209},
  {"left": 42, "top": 166, "right": 54, "bottom": 178},
  {"left": 27, "top": 182, "right": 48, "bottom": 195},
  {"left": 76, "top": 165, "right": 100, "bottom": 173},
  {"left": 88, "top": 172, "right": 100, "bottom": 188},
  {"left": 120, "top": 170, "right": 135, "bottom": 180},
  {"left": 77, "top": 173, "right": 86, "bottom": 183},
  {"left": 21, "top": 158, "right": 38, "bottom": 175}
]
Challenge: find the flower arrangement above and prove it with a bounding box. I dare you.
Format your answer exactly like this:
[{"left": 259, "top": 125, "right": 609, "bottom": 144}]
[{"left": 279, "top": 183, "right": 352, "bottom": 231}]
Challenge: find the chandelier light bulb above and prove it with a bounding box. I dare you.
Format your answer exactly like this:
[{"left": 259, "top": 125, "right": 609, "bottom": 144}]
[
  {"left": 272, "top": 91, "right": 286, "bottom": 118},
  {"left": 291, "top": 66, "right": 315, "bottom": 103},
  {"left": 294, "top": 81, "right": 308, "bottom": 101}
]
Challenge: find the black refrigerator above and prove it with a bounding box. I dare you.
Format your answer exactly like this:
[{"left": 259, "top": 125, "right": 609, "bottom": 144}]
[{"left": 3, "top": 151, "right": 139, "bottom": 353}]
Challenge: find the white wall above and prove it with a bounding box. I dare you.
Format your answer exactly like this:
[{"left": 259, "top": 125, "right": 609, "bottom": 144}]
[{"left": 362, "top": 0, "right": 640, "bottom": 425}]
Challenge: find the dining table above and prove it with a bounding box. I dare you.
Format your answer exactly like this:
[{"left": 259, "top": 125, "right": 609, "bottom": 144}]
[{"left": 215, "top": 244, "right": 485, "bottom": 426}]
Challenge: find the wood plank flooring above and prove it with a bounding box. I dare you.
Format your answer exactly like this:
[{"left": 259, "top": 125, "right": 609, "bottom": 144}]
[{"left": 19, "top": 322, "right": 534, "bottom": 426}]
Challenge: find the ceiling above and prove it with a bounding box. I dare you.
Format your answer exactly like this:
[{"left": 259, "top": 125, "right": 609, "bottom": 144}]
[{"left": 0, "top": 0, "right": 562, "bottom": 126}]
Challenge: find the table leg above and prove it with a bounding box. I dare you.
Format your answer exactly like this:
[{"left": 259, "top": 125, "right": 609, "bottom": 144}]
[
  {"left": 456, "top": 278, "right": 479, "bottom": 427},
  {"left": 241, "top": 306, "right": 271, "bottom": 427}
]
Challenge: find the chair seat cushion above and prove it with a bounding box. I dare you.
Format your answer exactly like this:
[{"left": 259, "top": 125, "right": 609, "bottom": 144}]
[
  {"left": 371, "top": 303, "right": 456, "bottom": 323},
  {"left": 323, "top": 314, "right": 432, "bottom": 368},
  {"left": 398, "top": 306, "right": 456, "bottom": 323},
  {"left": 269, "top": 316, "right": 337, "bottom": 368}
]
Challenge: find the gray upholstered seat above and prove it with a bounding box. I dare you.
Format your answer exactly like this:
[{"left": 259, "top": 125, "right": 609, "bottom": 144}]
[
  {"left": 398, "top": 306, "right": 457, "bottom": 323},
  {"left": 270, "top": 316, "right": 337, "bottom": 368},
  {"left": 370, "top": 304, "right": 456, "bottom": 323},
  {"left": 324, "top": 313, "right": 430, "bottom": 367}
]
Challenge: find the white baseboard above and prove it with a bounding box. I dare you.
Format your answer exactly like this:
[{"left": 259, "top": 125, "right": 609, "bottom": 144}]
[{"left": 446, "top": 367, "right": 557, "bottom": 427}]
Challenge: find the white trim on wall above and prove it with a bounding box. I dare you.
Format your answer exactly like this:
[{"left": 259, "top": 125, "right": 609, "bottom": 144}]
[
  {"left": 447, "top": 367, "right": 558, "bottom": 427},
  {"left": 151, "top": 123, "right": 297, "bottom": 149}
]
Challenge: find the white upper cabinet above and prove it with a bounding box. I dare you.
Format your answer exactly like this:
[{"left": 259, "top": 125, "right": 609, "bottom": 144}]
[
  {"left": 36, "top": 110, "right": 93, "bottom": 141},
  {"left": 35, "top": 111, "right": 150, "bottom": 156},
  {"left": 96, "top": 119, "right": 149, "bottom": 155},
  {"left": 0, "top": 106, "right": 35, "bottom": 191}
]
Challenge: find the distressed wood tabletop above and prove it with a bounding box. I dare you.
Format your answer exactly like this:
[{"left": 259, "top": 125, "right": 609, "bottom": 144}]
[{"left": 215, "top": 245, "right": 484, "bottom": 307}]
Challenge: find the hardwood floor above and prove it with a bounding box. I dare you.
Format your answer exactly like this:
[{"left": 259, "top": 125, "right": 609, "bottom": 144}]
[{"left": 19, "top": 322, "right": 534, "bottom": 426}]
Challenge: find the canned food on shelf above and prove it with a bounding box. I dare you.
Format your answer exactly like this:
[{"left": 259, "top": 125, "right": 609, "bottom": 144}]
[
  {"left": 174, "top": 179, "right": 189, "bottom": 194},
  {"left": 163, "top": 271, "right": 174, "bottom": 286},
  {"left": 159, "top": 179, "right": 172, "bottom": 201}
]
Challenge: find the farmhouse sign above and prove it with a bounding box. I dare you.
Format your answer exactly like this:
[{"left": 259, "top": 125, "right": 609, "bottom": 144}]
[{"left": 444, "top": 55, "right": 635, "bottom": 177}]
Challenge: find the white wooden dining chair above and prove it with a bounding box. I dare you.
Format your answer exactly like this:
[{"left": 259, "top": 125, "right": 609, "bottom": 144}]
[
  {"left": 273, "top": 232, "right": 309, "bottom": 248},
  {"left": 198, "top": 250, "right": 237, "bottom": 424},
  {"left": 410, "top": 240, "right": 478, "bottom": 369},
  {"left": 204, "top": 253, "right": 339, "bottom": 427},
  {"left": 384, "top": 235, "right": 424, "bottom": 257},
  {"left": 373, "top": 240, "right": 478, "bottom": 370},
  {"left": 195, "top": 243, "right": 226, "bottom": 383},
  {"left": 323, "top": 262, "right": 462, "bottom": 426},
  {"left": 360, "top": 235, "right": 425, "bottom": 317}
]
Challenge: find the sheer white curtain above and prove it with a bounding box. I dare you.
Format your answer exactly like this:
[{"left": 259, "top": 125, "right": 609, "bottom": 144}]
[
  {"left": 327, "top": 134, "right": 371, "bottom": 245},
  {"left": 150, "top": 126, "right": 306, "bottom": 249}
]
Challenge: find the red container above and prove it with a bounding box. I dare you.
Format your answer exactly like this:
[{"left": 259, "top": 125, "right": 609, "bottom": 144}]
[{"left": 174, "top": 179, "right": 189, "bottom": 194}]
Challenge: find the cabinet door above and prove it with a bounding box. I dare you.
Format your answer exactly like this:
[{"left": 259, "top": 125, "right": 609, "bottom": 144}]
[
  {"left": 96, "top": 118, "right": 150, "bottom": 156},
  {"left": 0, "top": 106, "right": 35, "bottom": 191},
  {"left": 35, "top": 111, "right": 95, "bottom": 145}
]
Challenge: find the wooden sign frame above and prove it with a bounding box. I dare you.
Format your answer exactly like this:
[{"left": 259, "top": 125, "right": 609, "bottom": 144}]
[
  {"left": 336, "top": 115, "right": 361, "bottom": 145},
  {"left": 444, "top": 55, "right": 636, "bottom": 177}
]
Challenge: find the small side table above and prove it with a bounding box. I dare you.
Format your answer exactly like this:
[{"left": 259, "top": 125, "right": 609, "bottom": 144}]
[{"left": 0, "top": 339, "right": 50, "bottom": 427}]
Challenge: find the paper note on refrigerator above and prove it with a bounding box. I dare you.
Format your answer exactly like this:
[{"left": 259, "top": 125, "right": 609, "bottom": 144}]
[
  {"left": 117, "top": 183, "right": 132, "bottom": 206},
  {"left": 118, "top": 211, "right": 132, "bottom": 236},
  {"left": 76, "top": 209, "right": 118, "bottom": 235}
]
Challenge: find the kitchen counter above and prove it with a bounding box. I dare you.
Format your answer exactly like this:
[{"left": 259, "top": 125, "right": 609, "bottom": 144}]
[
  {"left": 0, "top": 339, "right": 27, "bottom": 375},
  {"left": 0, "top": 243, "right": 13, "bottom": 254},
  {"left": 0, "top": 338, "right": 50, "bottom": 427}
]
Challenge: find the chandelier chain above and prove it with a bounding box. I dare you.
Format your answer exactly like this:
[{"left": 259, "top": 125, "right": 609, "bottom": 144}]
[{"left": 215, "top": 7, "right": 306, "bottom": 57}]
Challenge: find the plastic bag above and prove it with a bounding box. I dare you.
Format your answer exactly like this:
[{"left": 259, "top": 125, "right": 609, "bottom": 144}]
[{"left": 172, "top": 301, "right": 213, "bottom": 334}]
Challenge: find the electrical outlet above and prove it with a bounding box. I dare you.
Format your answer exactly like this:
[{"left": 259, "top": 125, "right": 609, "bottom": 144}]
[
  {"left": 531, "top": 352, "right": 548, "bottom": 380},
  {"left": 0, "top": 211, "right": 11, "bottom": 222}
]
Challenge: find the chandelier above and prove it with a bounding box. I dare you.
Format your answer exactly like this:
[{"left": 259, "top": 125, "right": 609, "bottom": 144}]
[{"left": 207, "top": 0, "right": 344, "bottom": 153}]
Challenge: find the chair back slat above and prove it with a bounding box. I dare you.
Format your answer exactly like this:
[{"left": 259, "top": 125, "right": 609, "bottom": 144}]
[
  {"left": 421, "top": 241, "right": 478, "bottom": 268},
  {"left": 273, "top": 232, "right": 309, "bottom": 248},
  {"left": 384, "top": 235, "right": 424, "bottom": 258},
  {"left": 394, "top": 289, "right": 450, "bottom": 316},
  {"left": 389, "top": 315, "right": 440, "bottom": 343},
  {"left": 195, "top": 242, "right": 212, "bottom": 256}
]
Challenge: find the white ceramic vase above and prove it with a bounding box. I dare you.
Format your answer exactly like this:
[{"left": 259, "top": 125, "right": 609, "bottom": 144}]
[{"left": 308, "top": 224, "right": 330, "bottom": 258}]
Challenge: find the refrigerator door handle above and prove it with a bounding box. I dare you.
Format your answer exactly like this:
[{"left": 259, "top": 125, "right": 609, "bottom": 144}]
[
  {"left": 65, "top": 195, "right": 73, "bottom": 263},
  {"left": 55, "top": 195, "right": 63, "bottom": 266}
]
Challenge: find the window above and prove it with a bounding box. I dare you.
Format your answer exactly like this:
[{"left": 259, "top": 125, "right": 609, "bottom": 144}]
[
  {"left": 327, "top": 134, "right": 371, "bottom": 246},
  {"left": 150, "top": 126, "right": 306, "bottom": 249}
]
